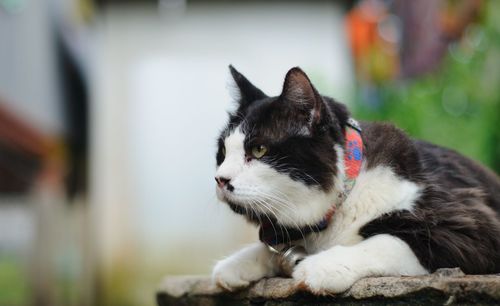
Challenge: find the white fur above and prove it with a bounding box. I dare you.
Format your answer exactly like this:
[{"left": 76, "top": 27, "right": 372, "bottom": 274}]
[
  {"left": 214, "top": 128, "right": 428, "bottom": 293},
  {"left": 306, "top": 165, "right": 422, "bottom": 252},
  {"left": 212, "top": 243, "right": 277, "bottom": 291},
  {"left": 215, "top": 128, "right": 246, "bottom": 182},
  {"left": 293, "top": 234, "right": 428, "bottom": 294}
]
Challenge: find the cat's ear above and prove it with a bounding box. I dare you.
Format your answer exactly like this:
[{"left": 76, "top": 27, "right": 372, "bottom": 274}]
[
  {"left": 280, "top": 67, "right": 323, "bottom": 125},
  {"left": 229, "top": 65, "right": 268, "bottom": 108}
]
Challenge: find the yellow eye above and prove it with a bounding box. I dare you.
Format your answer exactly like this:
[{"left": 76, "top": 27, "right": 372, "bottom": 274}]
[
  {"left": 221, "top": 146, "right": 226, "bottom": 157},
  {"left": 251, "top": 145, "right": 268, "bottom": 159}
]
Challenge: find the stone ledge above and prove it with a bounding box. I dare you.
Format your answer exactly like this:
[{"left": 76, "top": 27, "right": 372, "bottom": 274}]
[{"left": 156, "top": 268, "right": 500, "bottom": 306}]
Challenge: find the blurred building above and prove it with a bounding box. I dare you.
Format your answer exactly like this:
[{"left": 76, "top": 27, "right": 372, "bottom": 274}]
[
  {"left": 91, "top": 1, "right": 353, "bottom": 305},
  {"left": 0, "top": 0, "right": 354, "bottom": 305}
]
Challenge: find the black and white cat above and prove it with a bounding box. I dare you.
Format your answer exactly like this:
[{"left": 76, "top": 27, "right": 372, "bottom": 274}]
[{"left": 212, "top": 66, "right": 500, "bottom": 294}]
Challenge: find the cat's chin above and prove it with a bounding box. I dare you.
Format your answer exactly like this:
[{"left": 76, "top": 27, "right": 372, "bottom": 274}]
[{"left": 225, "top": 200, "right": 261, "bottom": 223}]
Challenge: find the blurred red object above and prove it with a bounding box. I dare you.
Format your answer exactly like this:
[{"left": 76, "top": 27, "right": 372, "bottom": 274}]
[
  {"left": 0, "top": 100, "right": 64, "bottom": 193},
  {"left": 346, "top": 0, "right": 483, "bottom": 81},
  {"left": 345, "top": 0, "right": 398, "bottom": 82},
  {"left": 346, "top": 0, "right": 385, "bottom": 59}
]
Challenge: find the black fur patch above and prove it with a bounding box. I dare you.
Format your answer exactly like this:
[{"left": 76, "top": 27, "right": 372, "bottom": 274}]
[{"left": 226, "top": 200, "right": 260, "bottom": 224}]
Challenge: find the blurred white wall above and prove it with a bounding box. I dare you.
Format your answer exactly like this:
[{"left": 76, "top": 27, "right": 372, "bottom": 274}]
[{"left": 91, "top": 2, "right": 354, "bottom": 303}]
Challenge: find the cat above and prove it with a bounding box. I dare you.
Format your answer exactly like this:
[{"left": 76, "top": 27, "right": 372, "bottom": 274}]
[{"left": 212, "top": 66, "right": 500, "bottom": 294}]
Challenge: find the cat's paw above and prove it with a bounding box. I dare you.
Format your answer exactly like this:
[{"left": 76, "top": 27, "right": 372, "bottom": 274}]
[
  {"left": 212, "top": 256, "right": 266, "bottom": 291},
  {"left": 212, "top": 260, "right": 250, "bottom": 291},
  {"left": 292, "top": 247, "right": 359, "bottom": 294}
]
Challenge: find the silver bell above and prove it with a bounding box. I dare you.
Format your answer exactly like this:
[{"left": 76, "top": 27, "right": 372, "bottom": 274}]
[{"left": 277, "top": 245, "right": 307, "bottom": 277}]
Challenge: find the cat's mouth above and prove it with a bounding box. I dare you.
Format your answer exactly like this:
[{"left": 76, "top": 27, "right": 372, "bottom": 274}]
[
  {"left": 225, "top": 200, "right": 261, "bottom": 223},
  {"left": 217, "top": 185, "right": 266, "bottom": 223}
]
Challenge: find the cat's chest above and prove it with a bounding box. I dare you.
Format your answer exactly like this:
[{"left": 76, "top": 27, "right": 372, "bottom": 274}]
[{"left": 304, "top": 165, "right": 422, "bottom": 254}]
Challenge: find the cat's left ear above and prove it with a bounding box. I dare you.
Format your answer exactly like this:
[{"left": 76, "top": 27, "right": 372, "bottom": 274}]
[
  {"left": 229, "top": 65, "right": 268, "bottom": 108},
  {"left": 280, "top": 67, "right": 323, "bottom": 125}
]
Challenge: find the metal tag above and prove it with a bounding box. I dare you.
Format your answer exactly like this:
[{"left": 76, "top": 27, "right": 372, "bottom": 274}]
[{"left": 276, "top": 245, "right": 307, "bottom": 277}]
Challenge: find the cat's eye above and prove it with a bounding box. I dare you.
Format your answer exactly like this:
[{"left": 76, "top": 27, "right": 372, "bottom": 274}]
[
  {"left": 251, "top": 145, "right": 268, "bottom": 159},
  {"left": 221, "top": 146, "right": 226, "bottom": 157}
]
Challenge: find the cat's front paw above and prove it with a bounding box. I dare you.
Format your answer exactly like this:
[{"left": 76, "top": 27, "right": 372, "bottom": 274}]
[
  {"left": 212, "top": 259, "right": 251, "bottom": 291},
  {"left": 212, "top": 243, "right": 277, "bottom": 291},
  {"left": 292, "top": 247, "right": 359, "bottom": 294}
]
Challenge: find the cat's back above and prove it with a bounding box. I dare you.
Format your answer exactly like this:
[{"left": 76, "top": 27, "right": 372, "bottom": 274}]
[
  {"left": 360, "top": 121, "right": 500, "bottom": 214},
  {"left": 415, "top": 139, "right": 500, "bottom": 213},
  {"left": 359, "top": 121, "right": 500, "bottom": 274}
]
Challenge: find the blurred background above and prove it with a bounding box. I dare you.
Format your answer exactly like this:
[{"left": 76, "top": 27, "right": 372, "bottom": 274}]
[{"left": 0, "top": 0, "right": 498, "bottom": 305}]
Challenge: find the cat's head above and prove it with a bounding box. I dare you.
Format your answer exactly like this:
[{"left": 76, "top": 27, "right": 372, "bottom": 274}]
[{"left": 215, "top": 66, "right": 349, "bottom": 227}]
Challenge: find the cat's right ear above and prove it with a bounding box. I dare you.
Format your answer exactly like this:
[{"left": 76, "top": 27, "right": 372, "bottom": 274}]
[{"left": 229, "top": 65, "right": 268, "bottom": 108}]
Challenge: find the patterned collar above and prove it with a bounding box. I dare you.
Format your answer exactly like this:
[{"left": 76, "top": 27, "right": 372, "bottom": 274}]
[{"left": 259, "top": 118, "right": 363, "bottom": 247}]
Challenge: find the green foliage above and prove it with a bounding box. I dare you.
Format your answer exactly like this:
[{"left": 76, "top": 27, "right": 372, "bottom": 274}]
[
  {"left": 354, "top": 2, "right": 500, "bottom": 173},
  {"left": 0, "top": 255, "right": 29, "bottom": 306}
]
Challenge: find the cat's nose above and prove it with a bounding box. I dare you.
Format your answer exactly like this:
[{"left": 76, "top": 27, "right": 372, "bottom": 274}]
[{"left": 215, "top": 176, "right": 234, "bottom": 191}]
